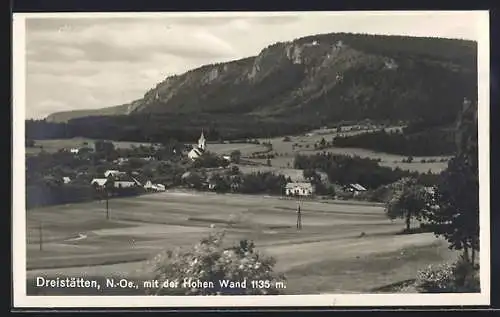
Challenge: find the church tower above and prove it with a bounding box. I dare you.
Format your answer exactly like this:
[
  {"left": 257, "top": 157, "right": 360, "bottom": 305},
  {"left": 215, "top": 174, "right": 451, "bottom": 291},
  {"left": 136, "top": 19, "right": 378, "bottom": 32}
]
[{"left": 198, "top": 130, "right": 206, "bottom": 150}]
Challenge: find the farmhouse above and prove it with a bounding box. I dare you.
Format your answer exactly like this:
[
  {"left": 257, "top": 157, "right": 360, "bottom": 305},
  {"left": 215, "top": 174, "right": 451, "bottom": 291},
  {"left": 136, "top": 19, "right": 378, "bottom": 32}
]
[
  {"left": 104, "top": 170, "right": 126, "bottom": 178},
  {"left": 114, "top": 174, "right": 141, "bottom": 188},
  {"left": 113, "top": 157, "right": 129, "bottom": 165},
  {"left": 285, "top": 182, "right": 315, "bottom": 197},
  {"left": 144, "top": 180, "right": 166, "bottom": 192},
  {"left": 344, "top": 183, "right": 367, "bottom": 195},
  {"left": 188, "top": 131, "right": 207, "bottom": 160},
  {"left": 91, "top": 178, "right": 108, "bottom": 188}
]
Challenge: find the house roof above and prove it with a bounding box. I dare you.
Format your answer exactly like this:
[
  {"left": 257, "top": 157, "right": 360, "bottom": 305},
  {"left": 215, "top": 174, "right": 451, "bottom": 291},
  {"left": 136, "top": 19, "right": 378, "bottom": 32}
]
[
  {"left": 286, "top": 182, "right": 313, "bottom": 189},
  {"left": 91, "top": 178, "right": 108, "bottom": 186},
  {"left": 349, "top": 183, "right": 367, "bottom": 191}
]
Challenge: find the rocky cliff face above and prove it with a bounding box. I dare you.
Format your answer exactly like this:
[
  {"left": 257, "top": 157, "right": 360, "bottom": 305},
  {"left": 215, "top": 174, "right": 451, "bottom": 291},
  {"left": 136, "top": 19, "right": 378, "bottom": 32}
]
[{"left": 46, "top": 32, "right": 477, "bottom": 125}]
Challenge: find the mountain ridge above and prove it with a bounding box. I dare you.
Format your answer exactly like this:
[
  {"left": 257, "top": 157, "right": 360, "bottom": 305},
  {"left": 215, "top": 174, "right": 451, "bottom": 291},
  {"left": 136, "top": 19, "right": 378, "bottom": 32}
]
[{"left": 45, "top": 32, "right": 477, "bottom": 129}]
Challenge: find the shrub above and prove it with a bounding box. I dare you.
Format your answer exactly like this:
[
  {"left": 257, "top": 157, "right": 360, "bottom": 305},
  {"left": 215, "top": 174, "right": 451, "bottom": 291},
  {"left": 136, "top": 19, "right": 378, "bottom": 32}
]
[
  {"left": 415, "top": 257, "right": 480, "bottom": 293},
  {"left": 143, "top": 231, "right": 286, "bottom": 295},
  {"left": 415, "top": 263, "right": 455, "bottom": 293}
]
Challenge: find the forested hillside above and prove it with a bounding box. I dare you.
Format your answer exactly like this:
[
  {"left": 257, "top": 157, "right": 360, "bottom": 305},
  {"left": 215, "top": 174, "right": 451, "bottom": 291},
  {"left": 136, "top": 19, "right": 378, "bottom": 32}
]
[{"left": 31, "top": 32, "right": 476, "bottom": 146}]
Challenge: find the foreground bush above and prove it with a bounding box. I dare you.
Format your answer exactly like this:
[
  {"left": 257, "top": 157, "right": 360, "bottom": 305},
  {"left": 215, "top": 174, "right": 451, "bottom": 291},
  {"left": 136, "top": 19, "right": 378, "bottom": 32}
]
[
  {"left": 415, "top": 257, "right": 480, "bottom": 293},
  {"left": 144, "top": 231, "right": 286, "bottom": 295}
]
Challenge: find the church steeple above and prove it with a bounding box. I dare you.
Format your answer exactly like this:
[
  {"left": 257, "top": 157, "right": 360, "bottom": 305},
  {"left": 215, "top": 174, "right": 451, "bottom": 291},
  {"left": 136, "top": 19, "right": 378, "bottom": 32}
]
[{"left": 198, "top": 130, "right": 206, "bottom": 150}]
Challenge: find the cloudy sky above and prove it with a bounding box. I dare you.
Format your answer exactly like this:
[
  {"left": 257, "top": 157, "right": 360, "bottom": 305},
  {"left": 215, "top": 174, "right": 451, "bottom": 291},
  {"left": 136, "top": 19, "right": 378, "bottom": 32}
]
[{"left": 22, "top": 11, "right": 485, "bottom": 119}]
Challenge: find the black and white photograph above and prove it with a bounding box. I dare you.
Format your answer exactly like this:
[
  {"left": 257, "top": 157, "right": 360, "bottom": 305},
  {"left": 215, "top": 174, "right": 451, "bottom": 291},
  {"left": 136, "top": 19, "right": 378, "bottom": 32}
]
[{"left": 12, "top": 11, "right": 490, "bottom": 307}]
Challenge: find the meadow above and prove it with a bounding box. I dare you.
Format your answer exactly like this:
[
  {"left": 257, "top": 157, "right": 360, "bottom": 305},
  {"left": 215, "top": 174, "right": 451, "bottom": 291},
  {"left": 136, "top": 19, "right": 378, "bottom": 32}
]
[
  {"left": 251, "top": 128, "right": 450, "bottom": 174},
  {"left": 26, "top": 190, "right": 458, "bottom": 295},
  {"left": 27, "top": 138, "right": 154, "bottom": 155}
]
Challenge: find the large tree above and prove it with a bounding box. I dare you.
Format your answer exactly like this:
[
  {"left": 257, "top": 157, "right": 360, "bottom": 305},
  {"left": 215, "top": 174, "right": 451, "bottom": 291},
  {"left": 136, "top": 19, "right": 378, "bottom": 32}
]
[
  {"left": 423, "top": 98, "right": 479, "bottom": 266},
  {"left": 385, "top": 177, "right": 430, "bottom": 232}
]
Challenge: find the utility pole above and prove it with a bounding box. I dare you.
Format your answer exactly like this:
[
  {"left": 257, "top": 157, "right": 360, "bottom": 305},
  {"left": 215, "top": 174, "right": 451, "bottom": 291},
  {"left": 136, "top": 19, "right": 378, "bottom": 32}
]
[
  {"left": 296, "top": 198, "right": 302, "bottom": 230},
  {"left": 39, "top": 222, "right": 43, "bottom": 251},
  {"left": 106, "top": 190, "right": 109, "bottom": 220}
]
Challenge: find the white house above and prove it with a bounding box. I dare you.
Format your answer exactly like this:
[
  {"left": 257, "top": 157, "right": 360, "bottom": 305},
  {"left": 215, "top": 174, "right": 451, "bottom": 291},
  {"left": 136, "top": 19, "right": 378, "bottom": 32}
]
[
  {"left": 62, "top": 176, "right": 71, "bottom": 184},
  {"left": 114, "top": 180, "right": 137, "bottom": 188},
  {"left": 154, "top": 184, "right": 166, "bottom": 191},
  {"left": 70, "top": 148, "right": 80, "bottom": 154},
  {"left": 104, "top": 170, "right": 126, "bottom": 178},
  {"left": 285, "top": 182, "right": 315, "bottom": 197},
  {"left": 223, "top": 155, "right": 231, "bottom": 162},
  {"left": 113, "top": 157, "right": 129, "bottom": 165},
  {"left": 91, "top": 178, "right": 108, "bottom": 187},
  {"left": 144, "top": 180, "right": 165, "bottom": 191},
  {"left": 188, "top": 131, "right": 207, "bottom": 160}
]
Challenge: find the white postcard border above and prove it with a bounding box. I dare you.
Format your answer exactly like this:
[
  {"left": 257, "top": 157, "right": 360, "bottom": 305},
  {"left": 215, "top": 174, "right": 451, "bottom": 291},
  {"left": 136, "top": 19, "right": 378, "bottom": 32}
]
[{"left": 12, "top": 11, "right": 491, "bottom": 308}]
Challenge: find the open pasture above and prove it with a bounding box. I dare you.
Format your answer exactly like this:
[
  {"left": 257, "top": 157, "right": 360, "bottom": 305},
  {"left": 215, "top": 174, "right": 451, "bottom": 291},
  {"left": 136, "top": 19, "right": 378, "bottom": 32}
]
[
  {"left": 27, "top": 138, "right": 154, "bottom": 155},
  {"left": 205, "top": 143, "right": 267, "bottom": 156},
  {"left": 26, "top": 190, "right": 456, "bottom": 294},
  {"left": 246, "top": 128, "right": 451, "bottom": 174}
]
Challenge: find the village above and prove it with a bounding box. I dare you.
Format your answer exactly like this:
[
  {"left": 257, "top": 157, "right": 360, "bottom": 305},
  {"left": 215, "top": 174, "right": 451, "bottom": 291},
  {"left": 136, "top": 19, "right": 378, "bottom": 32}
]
[{"left": 29, "top": 129, "right": 381, "bottom": 209}]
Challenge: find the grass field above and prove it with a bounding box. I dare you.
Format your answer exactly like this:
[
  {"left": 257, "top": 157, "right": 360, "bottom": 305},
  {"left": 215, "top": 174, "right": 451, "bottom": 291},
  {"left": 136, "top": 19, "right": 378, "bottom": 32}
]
[
  {"left": 250, "top": 128, "right": 450, "bottom": 174},
  {"left": 26, "top": 190, "right": 458, "bottom": 295},
  {"left": 26, "top": 138, "right": 155, "bottom": 155}
]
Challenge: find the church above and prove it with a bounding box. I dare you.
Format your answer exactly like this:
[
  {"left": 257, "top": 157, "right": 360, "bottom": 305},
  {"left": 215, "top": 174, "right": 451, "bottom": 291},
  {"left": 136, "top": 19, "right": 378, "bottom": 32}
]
[{"left": 188, "top": 131, "right": 207, "bottom": 160}]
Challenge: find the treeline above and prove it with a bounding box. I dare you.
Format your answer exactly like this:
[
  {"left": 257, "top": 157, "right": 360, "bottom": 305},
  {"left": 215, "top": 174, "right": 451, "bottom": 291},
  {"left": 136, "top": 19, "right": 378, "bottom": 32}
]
[
  {"left": 293, "top": 153, "right": 439, "bottom": 190},
  {"left": 184, "top": 168, "right": 290, "bottom": 196},
  {"left": 296, "top": 32, "right": 477, "bottom": 67},
  {"left": 26, "top": 115, "right": 314, "bottom": 143},
  {"left": 332, "top": 128, "right": 456, "bottom": 156}
]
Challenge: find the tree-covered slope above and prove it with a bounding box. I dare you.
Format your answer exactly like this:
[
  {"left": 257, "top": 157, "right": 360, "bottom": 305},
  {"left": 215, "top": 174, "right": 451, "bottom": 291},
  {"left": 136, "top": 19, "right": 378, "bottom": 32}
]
[{"left": 45, "top": 32, "right": 477, "bottom": 127}]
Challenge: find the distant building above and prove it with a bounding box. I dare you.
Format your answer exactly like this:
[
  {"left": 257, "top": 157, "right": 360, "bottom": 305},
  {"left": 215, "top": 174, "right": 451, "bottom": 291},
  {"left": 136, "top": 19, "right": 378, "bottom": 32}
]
[
  {"left": 223, "top": 155, "right": 231, "bottom": 162},
  {"left": 344, "top": 183, "right": 367, "bottom": 195},
  {"left": 62, "top": 176, "right": 71, "bottom": 184},
  {"left": 143, "top": 180, "right": 166, "bottom": 192},
  {"left": 91, "top": 178, "right": 108, "bottom": 187},
  {"left": 285, "top": 182, "right": 315, "bottom": 196},
  {"left": 114, "top": 174, "right": 140, "bottom": 188},
  {"left": 104, "top": 170, "right": 126, "bottom": 178},
  {"left": 155, "top": 184, "right": 166, "bottom": 191},
  {"left": 188, "top": 131, "right": 207, "bottom": 160},
  {"left": 113, "top": 157, "right": 129, "bottom": 165},
  {"left": 70, "top": 148, "right": 80, "bottom": 154},
  {"left": 208, "top": 182, "right": 217, "bottom": 190}
]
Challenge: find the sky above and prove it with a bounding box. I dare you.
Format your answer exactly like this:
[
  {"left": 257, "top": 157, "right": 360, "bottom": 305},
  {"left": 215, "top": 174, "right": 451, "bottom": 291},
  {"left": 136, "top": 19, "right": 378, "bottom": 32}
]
[{"left": 21, "top": 11, "right": 485, "bottom": 119}]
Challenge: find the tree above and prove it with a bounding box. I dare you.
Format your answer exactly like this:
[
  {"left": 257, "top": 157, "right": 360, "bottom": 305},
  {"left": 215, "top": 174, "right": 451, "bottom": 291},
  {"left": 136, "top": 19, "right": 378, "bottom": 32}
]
[
  {"left": 145, "top": 231, "right": 286, "bottom": 295},
  {"left": 424, "top": 155, "right": 479, "bottom": 266},
  {"left": 104, "top": 176, "right": 115, "bottom": 220},
  {"left": 385, "top": 177, "right": 430, "bottom": 232},
  {"left": 320, "top": 137, "right": 327, "bottom": 148},
  {"left": 230, "top": 150, "right": 242, "bottom": 164},
  {"left": 423, "top": 98, "right": 479, "bottom": 267}
]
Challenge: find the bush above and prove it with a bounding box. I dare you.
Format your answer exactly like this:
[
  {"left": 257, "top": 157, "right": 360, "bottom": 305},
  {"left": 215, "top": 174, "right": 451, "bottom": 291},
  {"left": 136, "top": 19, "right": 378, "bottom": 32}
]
[
  {"left": 144, "top": 231, "right": 286, "bottom": 295},
  {"left": 415, "top": 263, "right": 455, "bottom": 293},
  {"left": 415, "top": 257, "right": 480, "bottom": 293}
]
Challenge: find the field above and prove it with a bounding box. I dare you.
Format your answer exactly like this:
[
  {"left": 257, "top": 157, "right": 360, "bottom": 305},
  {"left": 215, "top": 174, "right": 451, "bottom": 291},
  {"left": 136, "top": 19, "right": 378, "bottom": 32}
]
[
  {"left": 26, "top": 190, "right": 458, "bottom": 295},
  {"left": 26, "top": 138, "right": 155, "bottom": 155},
  {"left": 252, "top": 129, "right": 450, "bottom": 174}
]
